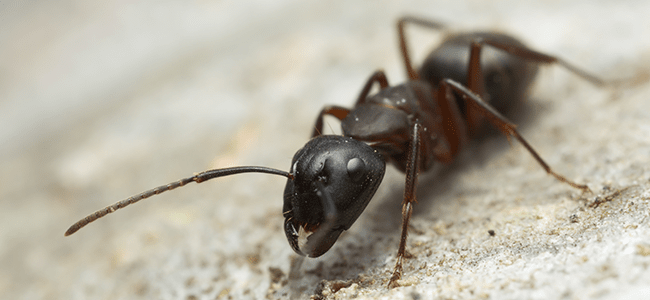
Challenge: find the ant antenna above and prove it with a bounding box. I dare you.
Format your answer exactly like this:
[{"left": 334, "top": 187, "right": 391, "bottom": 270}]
[{"left": 65, "top": 166, "right": 292, "bottom": 236}]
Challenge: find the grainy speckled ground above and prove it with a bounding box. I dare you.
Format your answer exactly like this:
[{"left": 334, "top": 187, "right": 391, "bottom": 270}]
[{"left": 1, "top": 1, "right": 650, "bottom": 299}]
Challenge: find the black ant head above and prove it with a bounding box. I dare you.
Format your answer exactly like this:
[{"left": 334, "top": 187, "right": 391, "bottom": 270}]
[{"left": 282, "top": 135, "right": 385, "bottom": 257}]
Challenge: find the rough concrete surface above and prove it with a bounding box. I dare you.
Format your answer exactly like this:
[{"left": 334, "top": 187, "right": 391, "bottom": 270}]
[{"left": 1, "top": 1, "right": 650, "bottom": 299}]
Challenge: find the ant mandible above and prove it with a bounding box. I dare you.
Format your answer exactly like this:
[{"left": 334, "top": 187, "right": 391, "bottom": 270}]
[{"left": 65, "top": 16, "right": 610, "bottom": 288}]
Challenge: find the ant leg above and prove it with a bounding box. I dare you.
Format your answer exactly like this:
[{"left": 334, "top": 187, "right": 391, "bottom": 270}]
[
  {"left": 431, "top": 80, "right": 470, "bottom": 163},
  {"left": 311, "top": 106, "right": 350, "bottom": 137},
  {"left": 463, "top": 37, "right": 613, "bottom": 134},
  {"left": 354, "top": 70, "right": 390, "bottom": 104},
  {"left": 442, "top": 78, "right": 591, "bottom": 193},
  {"left": 397, "top": 16, "right": 447, "bottom": 81},
  {"left": 311, "top": 70, "right": 390, "bottom": 137},
  {"left": 388, "top": 122, "right": 422, "bottom": 288},
  {"left": 462, "top": 41, "right": 489, "bottom": 133},
  {"left": 472, "top": 39, "right": 606, "bottom": 86}
]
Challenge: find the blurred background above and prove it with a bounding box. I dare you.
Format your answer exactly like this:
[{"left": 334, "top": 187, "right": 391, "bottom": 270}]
[{"left": 1, "top": 0, "right": 649, "bottom": 299}]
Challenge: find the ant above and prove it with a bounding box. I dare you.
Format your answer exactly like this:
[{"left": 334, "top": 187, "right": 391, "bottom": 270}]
[{"left": 66, "top": 16, "right": 612, "bottom": 288}]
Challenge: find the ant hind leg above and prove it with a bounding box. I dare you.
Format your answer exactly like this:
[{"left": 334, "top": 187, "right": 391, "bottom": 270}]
[{"left": 397, "top": 16, "right": 447, "bottom": 81}]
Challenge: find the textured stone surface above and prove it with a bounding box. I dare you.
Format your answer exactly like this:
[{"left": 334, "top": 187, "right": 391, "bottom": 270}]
[{"left": 1, "top": 1, "right": 650, "bottom": 299}]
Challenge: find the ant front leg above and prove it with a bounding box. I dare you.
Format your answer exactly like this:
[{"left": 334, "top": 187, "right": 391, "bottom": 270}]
[
  {"left": 311, "top": 106, "right": 350, "bottom": 137},
  {"left": 441, "top": 78, "right": 591, "bottom": 193},
  {"left": 312, "top": 70, "right": 390, "bottom": 137},
  {"left": 388, "top": 122, "right": 422, "bottom": 289}
]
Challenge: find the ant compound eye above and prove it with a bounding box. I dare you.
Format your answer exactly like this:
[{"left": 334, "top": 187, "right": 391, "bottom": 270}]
[{"left": 347, "top": 157, "right": 366, "bottom": 182}]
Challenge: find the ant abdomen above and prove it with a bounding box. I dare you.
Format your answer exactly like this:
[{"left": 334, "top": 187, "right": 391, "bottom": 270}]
[{"left": 420, "top": 32, "right": 539, "bottom": 115}]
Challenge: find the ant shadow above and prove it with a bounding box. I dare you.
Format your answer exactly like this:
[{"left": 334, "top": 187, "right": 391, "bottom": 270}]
[{"left": 411, "top": 93, "right": 548, "bottom": 216}]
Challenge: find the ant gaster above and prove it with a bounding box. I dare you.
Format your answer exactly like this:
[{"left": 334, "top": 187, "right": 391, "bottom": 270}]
[{"left": 66, "top": 16, "right": 611, "bottom": 288}]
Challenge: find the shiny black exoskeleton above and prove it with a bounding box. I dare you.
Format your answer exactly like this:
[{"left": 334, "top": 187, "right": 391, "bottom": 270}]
[
  {"left": 282, "top": 136, "right": 385, "bottom": 257},
  {"left": 420, "top": 32, "right": 539, "bottom": 115}
]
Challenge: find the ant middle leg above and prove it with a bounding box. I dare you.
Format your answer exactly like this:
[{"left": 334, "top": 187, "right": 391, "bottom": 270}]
[{"left": 442, "top": 78, "right": 591, "bottom": 193}]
